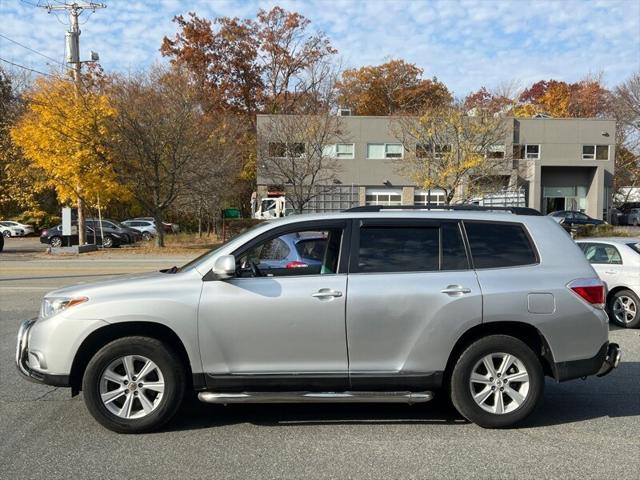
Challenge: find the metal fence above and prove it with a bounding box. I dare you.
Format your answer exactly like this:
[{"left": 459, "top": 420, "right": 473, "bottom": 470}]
[{"left": 302, "top": 185, "right": 360, "bottom": 213}]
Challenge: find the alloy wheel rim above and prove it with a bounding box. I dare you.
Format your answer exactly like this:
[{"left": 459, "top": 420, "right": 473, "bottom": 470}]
[
  {"left": 103, "top": 237, "right": 112, "bottom": 247},
  {"left": 99, "top": 355, "right": 165, "bottom": 419},
  {"left": 469, "top": 352, "right": 530, "bottom": 414},
  {"left": 51, "top": 237, "right": 62, "bottom": 247},
  {"left": 613, "top": 296, "right": 637, "bottom": 324}
]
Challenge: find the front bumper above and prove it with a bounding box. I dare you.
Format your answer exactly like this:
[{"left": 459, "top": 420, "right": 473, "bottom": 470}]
[
  {"left": 554, "top": 342, "right": 622, "bottom": 381},
  {"left": 16, "top": 319, "right": 70, "bottom": 387}
]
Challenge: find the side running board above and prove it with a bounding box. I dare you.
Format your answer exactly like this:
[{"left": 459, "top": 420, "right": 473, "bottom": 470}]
[{"left": 198, "top": 391, "right": 433, "bottom": 405}]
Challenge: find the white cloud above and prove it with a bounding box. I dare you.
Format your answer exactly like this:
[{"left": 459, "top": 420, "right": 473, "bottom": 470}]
[{"left": 0, "top": 0, "right": 638, "bottom": 94}]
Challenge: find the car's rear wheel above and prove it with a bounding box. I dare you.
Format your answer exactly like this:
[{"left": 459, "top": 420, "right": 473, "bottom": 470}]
[
  {"left": 142, "top": 231, "right": 151, "bottom": 241},
  {"left": 102, "top": 236, "right": 114, "bottom": 248},
  {"left": 609, "top": 289, "right": 640, "bottom": 328},
  {"left": 450, "top": 335, "right": 544, "bottom": 428},
  {"left": 2, "top": 230, "right": 11, "bottom": 238},
  {"left": 50, "top": 236, "right": 62, "bottom": 248},
  {"left": 82, "top": 336, "right": 186, "bottom": 433}
]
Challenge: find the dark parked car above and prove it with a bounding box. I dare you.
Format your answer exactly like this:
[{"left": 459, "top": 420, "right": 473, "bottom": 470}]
[
  {"left": 86, "top": 219, "right": 140, "bottom": 243},
  {"left": 548, "top": 210, "right": 605, "bottom": 226},
  {"left": 40, "top": 224, "right": 124, "bottom": 248}
]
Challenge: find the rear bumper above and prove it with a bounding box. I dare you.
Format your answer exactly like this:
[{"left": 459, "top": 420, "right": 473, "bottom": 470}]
[
  {"left": 16, "top": 319, "right": 70, "bottom": 387},
  {"left": 554, "top": 342, "right": 621, "bottom": 381}
]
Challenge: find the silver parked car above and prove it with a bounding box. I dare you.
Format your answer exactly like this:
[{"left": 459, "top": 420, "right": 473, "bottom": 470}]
[
  {"left": 121, "top": 219, "right": 158, "bottom": 241},
  {"left": 576, "top": 237, "right": 640, "bottom": 328},
  {"left": 16, "top": 207, "right": 621, "bottom": 433}
]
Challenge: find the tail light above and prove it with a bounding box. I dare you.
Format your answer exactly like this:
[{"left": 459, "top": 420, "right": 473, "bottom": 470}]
[
  {"left": 41, "top": 229, "right": 48, "bottom": 236},
  {"left": 567, "top": 278, "right": 606, "bottom": 309},
  {"left": 286, "top": 261, "right": 308, "bottom": 269}
]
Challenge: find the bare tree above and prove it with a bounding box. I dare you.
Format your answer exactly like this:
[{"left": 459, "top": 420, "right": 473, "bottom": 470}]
[
  {"left": 109, "top": 66, "right": 229, "bottom": 246},
  {"left": 612, "top": 72, "right": 640, "bottom": 202},
  {"left": 392, "top": 104, "right": 514, "bottom": 205},
  {"left": 257, "top": 112, "right": 345, "bottom": 213}
]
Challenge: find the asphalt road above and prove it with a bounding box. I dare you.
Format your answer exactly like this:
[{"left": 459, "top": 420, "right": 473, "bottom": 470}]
[{"left": 1, "top": 239, "right": 640, "bottom": 479}]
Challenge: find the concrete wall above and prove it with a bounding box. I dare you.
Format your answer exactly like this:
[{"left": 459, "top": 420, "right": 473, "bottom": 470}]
[{"left": 257, "top": 115, "right": 616, "bottom": 217}]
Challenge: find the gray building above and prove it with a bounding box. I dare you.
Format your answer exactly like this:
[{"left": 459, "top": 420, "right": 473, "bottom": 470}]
[{"left": 256, "top": 114, "right": 615, "bottom": 219}]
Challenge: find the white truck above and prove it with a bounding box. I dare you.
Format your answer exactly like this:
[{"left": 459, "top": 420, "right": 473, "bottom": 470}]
[{"left": 252, "top": 194, "right": 287, "bottom": 219}]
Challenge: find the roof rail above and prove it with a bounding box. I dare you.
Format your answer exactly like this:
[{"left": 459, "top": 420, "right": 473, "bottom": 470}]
[{"left": 344, "top": 205, "right": 543, "bottom": 216}]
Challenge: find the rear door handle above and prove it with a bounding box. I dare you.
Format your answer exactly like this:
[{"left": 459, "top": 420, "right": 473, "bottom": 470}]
[
  {"left": 312, "top": 288, "right": 343, "bottom": 299},
  {"left": 604, "top": 271, "right": 618, "bottom": 275},
  {"left": 441, "top": 285, "right": 471, "bottom": 295}
]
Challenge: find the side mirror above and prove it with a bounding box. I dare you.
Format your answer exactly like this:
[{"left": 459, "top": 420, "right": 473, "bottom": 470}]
[{"left": 212, "top": 255, "right": 236, "bottom": 280}]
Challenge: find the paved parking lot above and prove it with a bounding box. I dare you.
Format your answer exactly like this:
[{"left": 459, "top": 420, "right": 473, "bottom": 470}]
[{"left": 1, "top": 239, "right": 640, "bottom": 479}]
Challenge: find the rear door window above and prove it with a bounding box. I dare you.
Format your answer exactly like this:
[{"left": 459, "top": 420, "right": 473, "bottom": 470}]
[
  {"left": 354, "top": 220, "right": 469, "bottom": 273},
  {"left": 581, "top": 243, "right": 622, "bottom": 264},
  {"left": 464, "top": 221, "right": 537, "bottom": 269}
]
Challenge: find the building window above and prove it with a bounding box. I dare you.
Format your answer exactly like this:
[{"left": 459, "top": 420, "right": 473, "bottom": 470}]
[
  {"left": 416, "top": 143, "right": 451, "bottom": 159},
  {"left": 367, "top": 143, "right": 403, "bottom": 159},
  {"left": 582, "top": 145, "right": 609, "bottom": 160},
  {"left": 269, "top": 142, "right": 304, "bottom": 158},
  {"left": 486, "top": 145, "right": 505, "bottom": 159},
  {"left": 365, "top": 188, "right": 402, "bottom": 206},
  {"left": 513, "top": 144, "right": 540, "bottom": 160},
  {"left": 414, "top": 189, "right": 446, "bottom": 206},
  {"left": 322, "top": 143, "right": 355, "bottom": 159}
]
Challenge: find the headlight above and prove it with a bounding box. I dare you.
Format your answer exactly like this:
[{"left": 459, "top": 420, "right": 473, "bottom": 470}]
[{"left": 40, "top": 296, "right": 88, "bottom": 319}]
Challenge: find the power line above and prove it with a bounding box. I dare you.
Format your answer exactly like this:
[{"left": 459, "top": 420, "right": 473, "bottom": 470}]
[
  {"left": 0, "top": 33, "right": 64, "bottom": 66},
  {"left": 0, "top": 56, "right": 59, "bottom": 78}
]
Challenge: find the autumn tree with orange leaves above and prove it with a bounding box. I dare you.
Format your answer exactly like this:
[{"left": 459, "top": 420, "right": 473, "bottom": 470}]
[
  {"left": 336, "top": 60, "right": 451, "bottom": 116},
  {"left": 161, "top": 7, "right": 337, "bottom": 115}
]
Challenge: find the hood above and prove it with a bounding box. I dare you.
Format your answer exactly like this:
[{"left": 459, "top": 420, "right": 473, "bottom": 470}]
[{"left": 44, "top": 271, "right": 169, "bottom": 299}]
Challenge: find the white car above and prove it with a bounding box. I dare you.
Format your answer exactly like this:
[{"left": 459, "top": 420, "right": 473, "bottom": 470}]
[
  {"left": 0, "top": 221, "right": 26, "bottom": 237},
  {"left": 2, "top": 220, "right": 35, "bottom": 235},
  {"left": 576, "top": 237, "right": 640, "bottom": 328}
]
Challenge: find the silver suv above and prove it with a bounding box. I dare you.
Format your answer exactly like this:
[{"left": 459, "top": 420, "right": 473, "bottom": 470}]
[{"left": 16, "top": 207, "right": 621, "bottom": 433}]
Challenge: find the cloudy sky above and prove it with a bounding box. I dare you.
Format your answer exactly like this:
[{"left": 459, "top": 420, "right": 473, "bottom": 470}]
[{"left": 1, "top": 0, "right": 639, "bottom": 96}]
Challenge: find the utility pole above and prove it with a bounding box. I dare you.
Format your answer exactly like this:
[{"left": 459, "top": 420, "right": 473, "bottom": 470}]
[{"left": 42, "top": 2, "right": 106, "bottom": 246}]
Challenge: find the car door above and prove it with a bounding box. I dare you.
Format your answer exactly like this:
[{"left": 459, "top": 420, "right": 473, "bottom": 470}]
[
  {"left": 345, "top": 218, "right": 482, "bottom": 390},
  {"left": 198, "top": 219, "right": 350, "bottom": 390},
  {"left": 580, "top": 242, "right": 624, "bottom": 289}
]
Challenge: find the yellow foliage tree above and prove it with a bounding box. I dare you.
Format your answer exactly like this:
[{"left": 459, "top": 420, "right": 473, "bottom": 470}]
[
  {"left": 11, "top": 75, "right": 126, "bottom": 244},
  {"left": 393, "top": 105, "right": 512, "bottom": 204}
]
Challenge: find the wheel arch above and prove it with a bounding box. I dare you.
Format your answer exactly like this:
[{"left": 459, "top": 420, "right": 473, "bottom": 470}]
[
  {"left": 606, "top": 286, "right": 633, "bottom": 305},
  {"left": 69, "top": 321, "right": 201, "bottom": 396},
  {"left": 444, "top": 321, "right": 557, "bottom": 387}
]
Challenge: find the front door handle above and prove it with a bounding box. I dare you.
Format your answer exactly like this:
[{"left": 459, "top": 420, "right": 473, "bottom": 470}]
[
  {"left": 441, "top": 285, "right": 471, "bottom": 296},
  {"left": 312, "top": 288, "right": 343, "bottom": 299},
  {"left": 604, "top": 271, "right": 618, "bottom": 275}
]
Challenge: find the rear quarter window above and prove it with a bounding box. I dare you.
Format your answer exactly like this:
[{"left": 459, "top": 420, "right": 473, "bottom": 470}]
[{"left": 464, "top": 221, "right": 537, "bottom": 269}]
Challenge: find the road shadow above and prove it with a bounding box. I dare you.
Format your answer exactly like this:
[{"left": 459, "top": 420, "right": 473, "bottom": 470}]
[{"left": 165, "top": 363, "right": 640, "bottom": 433}]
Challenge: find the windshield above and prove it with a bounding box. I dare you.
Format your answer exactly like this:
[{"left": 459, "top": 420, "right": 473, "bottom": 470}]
[{"left": 176, "top": 222, "right": 268, "bottom": 273}]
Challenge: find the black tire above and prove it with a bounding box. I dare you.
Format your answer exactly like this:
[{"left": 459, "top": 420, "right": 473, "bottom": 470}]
[
  {"left": 608, "top": 289, "right": 640, "bottom": 328},
  {"left": 450, "top": 335, "right": 544, "bottom": 429},
  {"left": 82, "top": 336, "right": 186, "bottom": 434},
  {"left": 50, "top": 236, "right": 62, "bottom": 248}
]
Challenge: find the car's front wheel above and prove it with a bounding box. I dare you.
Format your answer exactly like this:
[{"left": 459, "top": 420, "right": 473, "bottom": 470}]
[
  {"left": 49, "top": 236, "right": 62, "bottom": 248},
  {"left": 609, "top": 289, "right": 640, "bottom": 328},
  {"left": 450, "top": 335, "right": 544, "bottom": 428},
  {"left": 2, "top": 230, "right": 10, "bottom": 238},
  {"left": 102, "top": 236, "right": 114, "bottom": 248},
  {"left": 82, "top": 336, "right": 186, "bottom": 433},
  {"left": 142, "top": 231, "right": 152, "bottom": 241}
]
